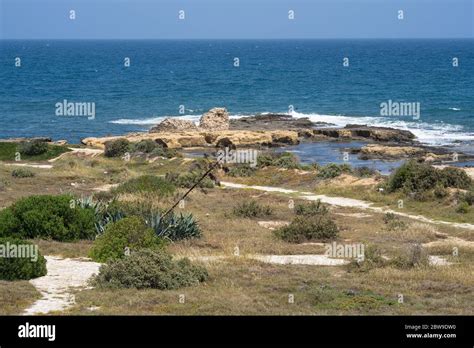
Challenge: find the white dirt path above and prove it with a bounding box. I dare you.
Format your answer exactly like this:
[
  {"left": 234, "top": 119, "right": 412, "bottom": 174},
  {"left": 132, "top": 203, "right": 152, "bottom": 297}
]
[
  {"left": 221, "top": 182, "right": 474, "bottom": 231},
  {"left": 24, "top": 256, "right": 101, "bottom": 315}
]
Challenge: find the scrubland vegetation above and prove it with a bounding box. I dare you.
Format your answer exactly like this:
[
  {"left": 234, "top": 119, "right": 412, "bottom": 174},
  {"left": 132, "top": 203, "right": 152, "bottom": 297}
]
[{"left": 0, "top": 142, "right": 473, "bottom": 315}]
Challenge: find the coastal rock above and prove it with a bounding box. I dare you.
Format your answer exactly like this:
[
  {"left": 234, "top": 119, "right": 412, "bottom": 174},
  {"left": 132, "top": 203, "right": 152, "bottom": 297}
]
[
  {"left": 149, "top": 118, "right": 198, "bottom": 133},
  {"left": 230, "top": 114, "right": 324, "bottom": 131},
  {"left": 313, "top": 125, "right": 415, "bottom": 143},
  {"left": 82, "top": 130, "right": 299, "bottom": 149},
  {"left": 360, "top": 144, "right": 426, "bottom": 159},
  {"left": 54, "top": 140, "right": 68, "bottom": 145},
  {"left": 199, "top": 108, "right": 230, "bottom": 131}
]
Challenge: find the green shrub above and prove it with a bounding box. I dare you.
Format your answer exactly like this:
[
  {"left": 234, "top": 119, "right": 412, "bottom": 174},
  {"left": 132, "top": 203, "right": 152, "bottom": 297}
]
[
  {"left": 165, "top": 171, "right": 214, "bottom": 189},
  {"left": 272, "top": 152, "right": 300, "bottom": 169},
  {"left": 232, "top": 200, "right": 273, "bottom": 218},
  {"left": 11, "top": 168, "right": 35, "bottom": 178},
  {"left": 389, "top": 244, "right": 429, "bottom": 269},
  {"left": 347, "top": 244, "right": 386, "bottom": 272},
  {"left": 92, "top": 249, "right": 208, "bottom": 289},
  {"left": 0, "top": 195, "right": 96, "bottom": 241},
  {"left": 104, "top": 138, "right": 130, "bottom": 158},
  {"left": 317, "top": 163, "right": 351, "bottom": 179},
  {"left": 256, "top": 153, "right": 275, "bottom": 168},
  {"left": 387, "top": 161, "right": 472, "bottom": 194},
  {"left": 151, "top": 146, "right": 180, "bottom": 159},
  {"left": 294, "top": 200, "right": 329, "bottom": 216},
  {"left": 147, "top": 212, "right": 202, "bottom": 241},
  {"left": 439, "top": 167, "right": 472, "bottom": 190},
  {"left": 274, "top": 214, "right": 338, "bottom": 243},
  {"left": 353, "top": 166, "right": 378, "bottom": 178},
  {"left": 113, "top": 175, "right": 176, "bottom": 195},
  {"left": 89, "top": 217, "right": 164, "bottom": 263},
  {"left": 131, "top": 139, "right": 157, "bottom": 153},
  {"left": 19, "top": 140, "right": 48, "bottom": 156},
  {"left": 257, "top": 152, "right": 300, "bottom": 169},
  {"left": 227, "top": 164, "right": 257, "bottom": 177},
  {"left": 382, "top": 212, "right": 407, "bottom": 231},
  {"left": 433, "top": 184, "right": 448, "bottom": 199},
  {"left": 0, "top": 238, "right": 47, "bottom": 280},
  {"left": 459, "top": 190, "right": 474, "bottom": 206},
  {"left": 455, "top": 201, "right": 470, "bottom": 214}
]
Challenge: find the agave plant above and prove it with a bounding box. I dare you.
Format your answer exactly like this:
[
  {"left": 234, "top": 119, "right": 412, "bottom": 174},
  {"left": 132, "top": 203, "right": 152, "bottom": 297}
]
[
  {"left": 75, "top": 196, "right": 106, "bottom": 216},
  {"left": 147, "top": 212, "right": 201, "bottom": 241},
  {"left": 95, "top": 210, "right": 126, "bottom": 235},
  {"left": 75, "top": 196, "right": 126, "bottom": 235}
]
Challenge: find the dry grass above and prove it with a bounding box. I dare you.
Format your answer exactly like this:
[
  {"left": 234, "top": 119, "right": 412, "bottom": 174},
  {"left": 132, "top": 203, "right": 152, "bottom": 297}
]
[
  {"left": 1, "top": 152, "right": 473, "bottom": 315},
  {"left": 0, "top": 280, "right": 41, "bottom": 315}
]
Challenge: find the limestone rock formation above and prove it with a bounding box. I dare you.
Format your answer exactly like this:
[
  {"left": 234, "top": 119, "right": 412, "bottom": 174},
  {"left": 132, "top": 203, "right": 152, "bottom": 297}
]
[
  {"left": 149, "top": 118, "right": 198, "bottom": 133},
  {"left": 199, "top": 108, "right": 230, "bottom": 131}
]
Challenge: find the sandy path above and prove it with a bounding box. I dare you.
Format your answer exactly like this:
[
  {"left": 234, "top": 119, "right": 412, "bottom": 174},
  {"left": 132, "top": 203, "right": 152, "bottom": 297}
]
[
  {"left": 24, "top": 256, "right": 101, "bottom": 315},
  {"left": 221, "top": 182, "right": 474, "bottom": 231},
  {"left": 187, "top": 254, "right": 349, "bottom": 266},
  {"left": 48, "top": 147, "right": 104, "bottom": 162},
  {"left": 3, "top": 163, "right": 53, "bottom": 169}
]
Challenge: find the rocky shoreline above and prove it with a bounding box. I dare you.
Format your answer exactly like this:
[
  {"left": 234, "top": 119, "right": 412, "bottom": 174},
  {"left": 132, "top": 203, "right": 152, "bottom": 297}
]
[
  {"left": 78, "top": 108, "right": 474, "bottom": 165},
  {"left": 1, "top": 108, "right": 472, "bottom": 165}
]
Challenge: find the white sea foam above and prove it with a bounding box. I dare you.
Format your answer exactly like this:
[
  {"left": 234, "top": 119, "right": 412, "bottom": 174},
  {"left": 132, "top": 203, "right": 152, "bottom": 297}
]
[
  {"left": 109, "top": 111, "right": 474, "bottom": 147},
  {"left": 290, "top": 111, "right": 474, "bottom": 147},
  {"left": 110, "top": 114, "right": 201, "bottom": 125}
]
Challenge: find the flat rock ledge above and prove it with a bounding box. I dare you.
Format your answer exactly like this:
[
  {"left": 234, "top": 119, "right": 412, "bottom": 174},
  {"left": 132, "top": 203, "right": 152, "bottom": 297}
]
[{"left": 82, "top": 130, "right": 300, "bottom": 149}]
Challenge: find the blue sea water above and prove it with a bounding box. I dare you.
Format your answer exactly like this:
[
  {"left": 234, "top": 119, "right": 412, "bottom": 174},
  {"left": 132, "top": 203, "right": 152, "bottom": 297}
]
[{"left": 0, "top": 39, "right": 473, "bottom": 150}]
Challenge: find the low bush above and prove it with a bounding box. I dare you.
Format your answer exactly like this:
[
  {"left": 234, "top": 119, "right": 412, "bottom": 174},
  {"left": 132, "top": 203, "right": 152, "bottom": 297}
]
[
  {"left": 89, "top": 217, "right": 164, "bottom": 263},
  {"left": 272, "top": 152, "right": 300, "bottom": 169},
  {"left": 0, "top": 237, "right": 47, "bottom": 280},
  {"left": 459, "top": 190, "right": 474, "bottom": 206},
  {"left": 294, "top": 200, "right": 329, "bottom": 216},
  {"left": 232, "top": 200, "right": 273, "bottom": 218},
  {"left": 227, "top": 164, "right": 257, "bottom": 177},
  {"left": 389, "top": 244, "right": 430, "bottom": 269},
  {"left": 317, "top": 163, "right": 352, "bottom": 179},
  {"left": 455, "top": 201, "right": 470, "bottom": 214},
  {"left": 347, "top": 244, "right": 386, "bottom": 273},
  {"left": 257, "top": 152, "right": 300, "bottom": 169},
  {"left": 439, "top": 167, "right": 472, "bottom": 189},
  {"left": 130, "top": 139, "right": 157, "bottom": 153},
  {"left": 151, "top": 146, "right": 180, "bottom": 159},
  {"left": 382, "top": 212, "right": 407, "bottom": 231},
  {"left": 0, "top": 195, "right": 96, "bottom": 241},
  {"left": 19, "top": 140, "right": 48, "bottom": 156},
  {"left": 113, "top": 175, "right": 176, "bottom": 195},
  {"left": 353, "top": 166, "right": 378, "bottom": 178},
  {"left": 11, "top": 168, "right": 35, "bottom": 178},
  {"left": 274, "top": 214, "right": 338, "bottom": 243},
  {"left": 104, "top": 138, "right": 130, "bottom": 158},
  {"left": 147, "top": 212, "right": 202, "bottom": 241},
  {"left": 433, "top": 184, "right": 448, "bottom": 199},
  {"left": 92, "top": 249, "right": 208, "bottom": 289},
  {"left": 165, "top": 171, "right": 214, "bottom": 189},
  {"left": 386, "top": 161, "right": 472, "bottom": 194}
]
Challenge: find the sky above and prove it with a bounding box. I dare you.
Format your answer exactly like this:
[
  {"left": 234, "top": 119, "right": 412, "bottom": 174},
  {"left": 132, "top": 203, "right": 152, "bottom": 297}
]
[{"left": 0, "top": 0, "right": 473, "bottom": 39}]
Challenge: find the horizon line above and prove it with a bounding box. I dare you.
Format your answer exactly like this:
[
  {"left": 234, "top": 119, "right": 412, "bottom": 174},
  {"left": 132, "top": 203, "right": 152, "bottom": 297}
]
[{"left": 1, "top": 37, "right": 473, "bottom": 41}]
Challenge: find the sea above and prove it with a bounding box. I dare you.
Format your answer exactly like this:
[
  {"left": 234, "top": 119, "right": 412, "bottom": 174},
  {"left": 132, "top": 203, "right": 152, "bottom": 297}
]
[{"left": 1, "top": 39, "right": 473, "bottom": 156}]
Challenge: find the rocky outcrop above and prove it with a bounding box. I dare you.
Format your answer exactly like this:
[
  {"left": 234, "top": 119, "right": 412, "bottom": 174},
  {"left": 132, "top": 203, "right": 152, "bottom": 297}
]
[
  {"left": 199, "top": 108, "right": 230, "bottom": 131},
  {"left": 82, "top": 130, "right": 299, "bottom": 149},
  {"left": 149, "top": 118, "right": 198, "bottom": 133},
  {"left": 360, "top": 144, "right": 426, "bottom": 159},
  {"left": 313, "top": 125, "right": 415, "bottom": 143}
]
